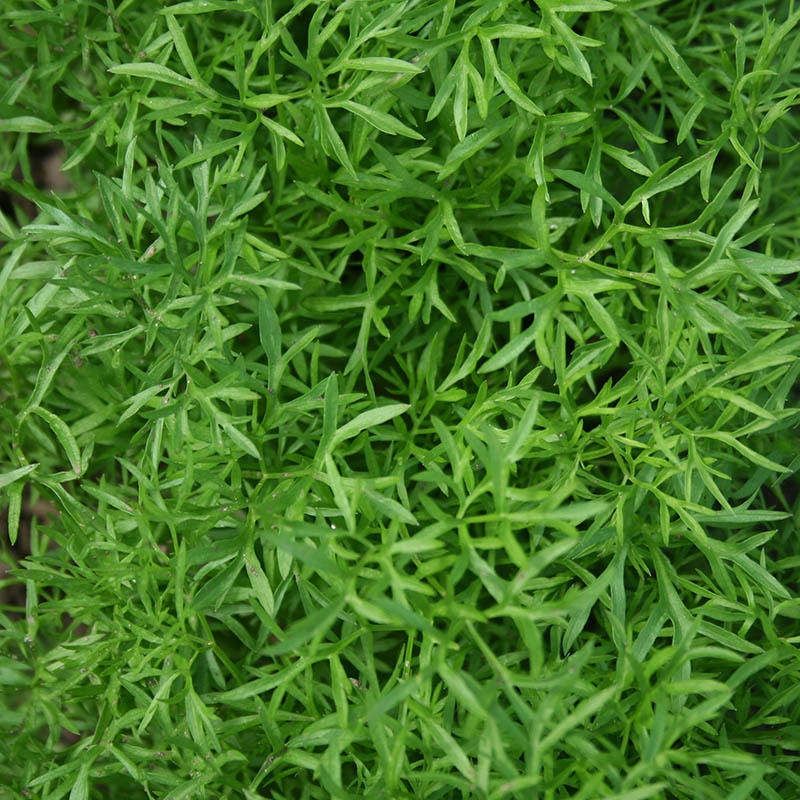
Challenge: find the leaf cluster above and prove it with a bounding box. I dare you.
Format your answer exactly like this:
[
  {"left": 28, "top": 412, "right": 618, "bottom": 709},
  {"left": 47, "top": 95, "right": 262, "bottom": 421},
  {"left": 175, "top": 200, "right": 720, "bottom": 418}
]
[{"left": 1, "top": 0, "right": 800, "bottom": 798}]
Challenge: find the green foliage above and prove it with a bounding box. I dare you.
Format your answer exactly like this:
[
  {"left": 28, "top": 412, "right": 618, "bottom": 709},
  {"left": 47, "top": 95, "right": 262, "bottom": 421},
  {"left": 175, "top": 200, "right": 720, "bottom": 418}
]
[{"left": 1, "top": 0, "right": 800, "bottom": 797}]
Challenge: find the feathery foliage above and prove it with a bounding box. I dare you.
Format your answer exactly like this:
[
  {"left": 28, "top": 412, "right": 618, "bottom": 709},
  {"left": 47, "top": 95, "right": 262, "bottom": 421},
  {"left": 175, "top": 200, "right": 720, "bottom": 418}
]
[{"left": 1, "top": 0, "right": 800, "bottom": 797}]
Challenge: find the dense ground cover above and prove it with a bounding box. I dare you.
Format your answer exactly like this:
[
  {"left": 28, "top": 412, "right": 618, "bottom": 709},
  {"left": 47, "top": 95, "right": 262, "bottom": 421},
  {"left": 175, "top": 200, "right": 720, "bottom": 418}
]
[{"left": 1, "top": 0, "right": 800, "bottom": 797}]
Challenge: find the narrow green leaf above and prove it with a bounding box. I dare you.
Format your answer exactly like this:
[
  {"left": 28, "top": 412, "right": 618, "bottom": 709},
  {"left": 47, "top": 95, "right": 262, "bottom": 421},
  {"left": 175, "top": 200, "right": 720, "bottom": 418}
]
[
  {"left": 453, "top": 54, "right": 469, "bottom": 141},
  {"left": 774, "top": 600, "right": 800, "bottom": 619},
  {"left": 260, "top": 114, "right": 305, "bottom": 147},
  {"left": 0, "top": 463, "right": 39, "bottom": 490},
  {"left": 480, "top": 323, "right": 539, "bottom": 374},
  {"left": 258, "top": 297, "right": 281, "bottom": 389},
  {"left": 175, "top": 122, "right": 257, "bottom": 169},
  {"left": 698, "top": 431, "right": 789, "bottom": 473},
  {"left": 427, "top": 64, "right": 458, "bottom": 123},
  {"left": 119, "top": 384, "right": 167, "bottom": 424},
  {"left": 549, "top": 0, "right": 614, "bottom": 9},
  {"left": 192, "top": 555, "right": 243, "bottom": 611},
  {"left": 624, "top": 154, "right": 708, "bottom": 211},
  {"left": 331, "top": 404, "right": 409, "bottom": 449},
  {"left": 603, "top": 144, "right": 652, "bottom": 177},
  {"left": 677, "top": 97, "right": 705, "bottom": 144},
  {"left": 68, "top": 760, "right": 91, "bottom": 800},
  {"left": 6, "top": 483, "right": 23, "bottom": 546},
  {"left": 324, "top": 451, "right": 353, "bottom": 530},
  {"left": 245, "top": 548, "right": 274, "bottom": 616},
  {"left": 0, "top": 116, "right": 53, "bottom": 133},
  {"left": 551, "top": 15, "right": 594, "bottom": 86},
  {"left": 340, "top": 57, "right": 423, "bottom": 74},
  {"left": 108, "top": 62, "right": 215, "bottom": 97},
  {"left": 552, "top": 169, "right": 621, "bottom": 211},
  {"left": 580, "top": 293, "right": 621, "bottom": 346},
  {"left": 243, "top": 92, "right": 302, "bottom": 110},
  {"left": 162, "top": 773, "right": 213, "bottom": 800},
  {"left": 439, "top": 118, "right": 515, "bottom": 181},
  {"left": 336, "top": 100, "right": 424, "bottom": 140},
  {"left": 165, "top": 14, "right": 207, "bottom": 86},
  {"left": 362, "top": 487, "right": 418, "bottom": 525},
  {"left": 649, "top": 25, "right": 705, "bottom": 96},
  {"left": 29, "top": 408, "right": 82, "bottom": 475},
  {"left": 540, "top": 686, "right": 618, "bottom": 750},
  {"left": 220, "top": 418, "right": 261, "bottom": 460},
  {"left": 318, "top": 105, "right": 357, "bottom": 177},
  {"left": 158, "top": 0, "right": 231, "bottom": 12},
  {"left": 481, "top": 24, "right": 545, "bottom": 39},
  {"left": 409, "top": 701, "right": 475, "bottom": 781},
  {"left": 493, "top": 67, "right": 545, "bottom": 116},
  {"left": 728, "top": 552, "right": 791, "bottom": 599}
]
